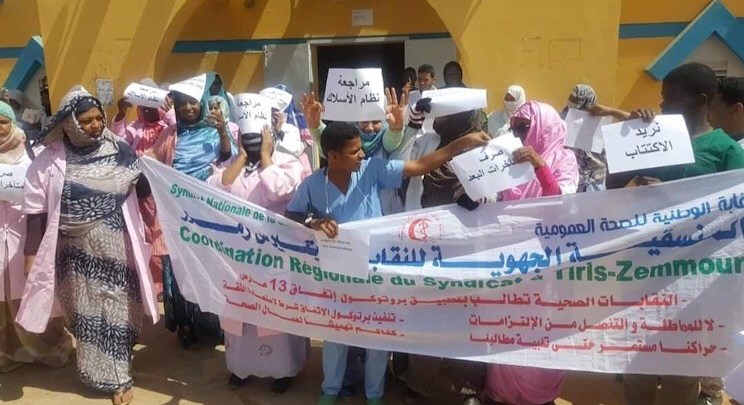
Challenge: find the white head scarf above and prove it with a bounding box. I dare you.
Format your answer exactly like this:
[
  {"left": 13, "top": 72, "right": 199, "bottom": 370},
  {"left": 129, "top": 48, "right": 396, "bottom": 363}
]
[{"left": 503, "top": 85, "right": 526, "bottom": 116}]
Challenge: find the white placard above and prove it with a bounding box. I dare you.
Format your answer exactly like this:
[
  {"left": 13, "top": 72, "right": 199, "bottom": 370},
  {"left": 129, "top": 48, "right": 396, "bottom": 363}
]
[
  {"left": 323, "top": 68, "right": 385, "bottom": 122},
  {"left": 421, "top": 87, "right": 488, "bottom": 133},
  {"left": 450, "top": 135, "right": 536, "bottom": 200},
  {"left": 234, "top": 93, "right": 272, "bottom": 134},
  {"left": 260, "top": 87, "right": 293, "bottom": 111},
  {"left": 20, "top": 108, "right": 43, "bottom": 125},
  {"left": 169, "top": 74, "right": 207, "bottom": 101},
  {"left": 96, "top": 79, "right": 114, "bottom": 106},
  {"left": 565, "top": 108, "right": 612, "bottom": 153},
  {"left": 352, "top": 9, "right": 373, "bottom": 26},
  {"left": 123, "top": 83, "right": 169, "bottom": 109},
  {"left": 602, "top": 115, "right": 695, "bottom": 174},
  {"left": 423, "top": 87, "right": 488, "bottom": 118},
  {"left": 0, "top": 162, "right": 29, "bottom": 204}
]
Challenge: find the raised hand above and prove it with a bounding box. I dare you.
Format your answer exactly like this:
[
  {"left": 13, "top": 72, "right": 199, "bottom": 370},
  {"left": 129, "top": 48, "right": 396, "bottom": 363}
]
[
  {"left": 385, "top": 87, "right": 408, "bottom": 132},
  {"left": 300, "top": 92, "right": 324, "bottom": 130}
]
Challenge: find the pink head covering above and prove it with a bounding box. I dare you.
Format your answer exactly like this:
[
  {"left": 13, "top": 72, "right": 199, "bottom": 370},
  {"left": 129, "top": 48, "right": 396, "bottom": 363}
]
[{"left": 501, "top": 101, "right": 578, "bottom": 201}]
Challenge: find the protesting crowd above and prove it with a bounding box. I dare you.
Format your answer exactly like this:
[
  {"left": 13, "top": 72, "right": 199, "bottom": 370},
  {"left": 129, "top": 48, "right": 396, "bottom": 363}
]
[{"left": 1, "top": 59, "right": 744, "bottom": 405}]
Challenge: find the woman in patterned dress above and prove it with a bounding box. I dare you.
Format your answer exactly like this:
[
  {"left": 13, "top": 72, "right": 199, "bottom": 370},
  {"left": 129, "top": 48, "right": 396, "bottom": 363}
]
[{"left": 18, "top": 87, "right": 158, "bottom": 405}]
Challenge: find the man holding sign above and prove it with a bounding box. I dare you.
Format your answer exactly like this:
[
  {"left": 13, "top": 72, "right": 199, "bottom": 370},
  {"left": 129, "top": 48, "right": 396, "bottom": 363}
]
[
  {"left": 601, "top": 63, "right": 744, "bottom": 405},
  {"left": 285, "top": 121, "right": 489, "bottom": 405}
]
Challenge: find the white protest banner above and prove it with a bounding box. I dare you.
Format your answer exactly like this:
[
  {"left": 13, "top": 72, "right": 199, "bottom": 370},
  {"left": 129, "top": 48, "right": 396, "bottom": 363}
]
[
  {"left": 421, "top": 87, "right": 487, "bottom": 133},
  {"left": 450, "top": 135, "right": 535, "bottom": 200},
  {"left": 169, "top": 74, "right": 207, "bottom": 101},
  {"left": 727, "top": 366, "right": 744, "bottom": 403},
  {"left": 565, "top": 108, "right": 612, "bottom": 153},
  {"left": 260, "top": 87, "right": 293, "bottom": 111},
  {"left": 142, "top": 156, "right": 744, "bottom": 377},
  {"left": 123, "top": 83, "right": 169, "bottom": 109},
  {"left": 323, "top": 68, "right": 385, "bottom": 122},
  {"left": 602, "top": 115, "right": 695, "bottom": 173},
  {"left": 234, "top": 93, "right": 272, "bottom": 134},
  {"left": 0, "top": 162, "right": 30, "bottom": 204}
]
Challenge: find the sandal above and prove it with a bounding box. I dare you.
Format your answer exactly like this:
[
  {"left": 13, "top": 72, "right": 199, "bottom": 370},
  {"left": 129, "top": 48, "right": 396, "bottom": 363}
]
[{"left": 112, "top": 388, "right": 133, "bottom": 405}]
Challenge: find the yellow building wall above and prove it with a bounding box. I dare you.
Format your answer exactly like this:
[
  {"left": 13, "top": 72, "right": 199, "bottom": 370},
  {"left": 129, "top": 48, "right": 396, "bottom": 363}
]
[
  {"left": 0, "top": 0, "right": 41, "bottom": 86},
  {"left": 16, "top": 0, "right": 623, "bottom": 115},
  {"left": 34, "top": 0, "right": 197, "bottom": 117},
  {"left": 8, "top": 0, "right": 740, "bottom": 117},
  {"left": 620, "top": 0, "right": 744, "bottom": 23},
  {"left": 616, "top": 0, "right": 744, "bottom": 111},
  {"left": 163, "top": 0, "right": 621, "bottom": 110}
]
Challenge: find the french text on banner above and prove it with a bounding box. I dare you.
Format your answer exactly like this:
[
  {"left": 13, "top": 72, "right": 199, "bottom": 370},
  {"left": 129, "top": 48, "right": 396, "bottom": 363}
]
[{"left": 141, "top": 157, "right": 744, "bottom": 378}]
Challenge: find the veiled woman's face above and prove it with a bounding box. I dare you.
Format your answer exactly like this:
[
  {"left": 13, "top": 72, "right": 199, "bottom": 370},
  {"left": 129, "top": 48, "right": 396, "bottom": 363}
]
[{"left": 0, "top": 116, "right": 12, "bottom": 138}]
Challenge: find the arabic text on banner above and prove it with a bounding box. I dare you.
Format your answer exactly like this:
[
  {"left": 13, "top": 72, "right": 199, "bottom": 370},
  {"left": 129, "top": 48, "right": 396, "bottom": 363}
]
[{"left": 141, "top": 157, "right": 744, "bottom": 377}]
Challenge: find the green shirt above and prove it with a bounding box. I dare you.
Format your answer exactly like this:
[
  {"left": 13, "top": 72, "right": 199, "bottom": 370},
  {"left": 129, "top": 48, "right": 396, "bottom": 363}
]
[{"left": 650, "top": 129, "right": 744, "bottom": 181}]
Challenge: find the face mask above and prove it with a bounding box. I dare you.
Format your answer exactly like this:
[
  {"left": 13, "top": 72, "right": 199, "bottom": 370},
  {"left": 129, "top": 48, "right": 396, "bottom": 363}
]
[{"left": 504, "top": 100, "right": 522, "bottom": 115}]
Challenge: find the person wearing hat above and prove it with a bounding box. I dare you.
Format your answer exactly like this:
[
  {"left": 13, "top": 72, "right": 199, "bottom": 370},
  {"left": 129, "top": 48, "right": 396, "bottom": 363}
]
[
  {"left": 17, "top": 87, "right": 158, "bottom": 405},
  {"left": 207, "top": 120, "right": 310, "bottom": 394}
]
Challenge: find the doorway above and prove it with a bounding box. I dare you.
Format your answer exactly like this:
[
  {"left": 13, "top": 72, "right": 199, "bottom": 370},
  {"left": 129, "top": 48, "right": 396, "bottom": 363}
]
[{"left": 314, "top": 42, "right": 405, "bottom": 99}]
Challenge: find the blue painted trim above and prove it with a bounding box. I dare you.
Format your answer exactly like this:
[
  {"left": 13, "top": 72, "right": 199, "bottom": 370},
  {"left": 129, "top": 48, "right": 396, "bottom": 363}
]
[
  {"left": 3, "top": 36, "right": 45, "bottom": 90},
  {"left": 619, "top": 22, "right": 688, "bottom": 39},
  {"left": 173, "top": 32, "right": 452, "bottom": 53},
  {"left": 646, "top": 0, "right": 744, "bottom": 80},
  {"left": 0, "top": 47, "right": 24, "bottom": 59}
]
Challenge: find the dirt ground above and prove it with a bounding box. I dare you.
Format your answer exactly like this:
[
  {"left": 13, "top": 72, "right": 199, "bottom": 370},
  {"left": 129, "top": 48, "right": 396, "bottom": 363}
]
[{"left": 0, "top": 319, "right": 735, "bottom": 405}]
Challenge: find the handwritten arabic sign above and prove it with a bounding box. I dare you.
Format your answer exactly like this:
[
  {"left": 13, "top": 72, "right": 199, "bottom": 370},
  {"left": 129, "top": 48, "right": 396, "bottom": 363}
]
[
  {"left": 123, "top": 83, "right": 169, "bottom": 109},
  {"left": 260, "top": 87, "right": 293, "bottom": 111},
  {"left": 565, "top": 108, "right": 612, "bottom": 153},
  {"left": 323, "top": 68, "right": 385, "bottom": 122},
  {"left": 0, "top": 162, "right": 29, "bottom": 204},
  {"left": 142, "top": 156, "right": 744, "bottom": 377},
  {"left": 450, "top": 135, "right": 535, "bottom": 200},
  {"left": 234, "top": 93, "right": 272, "bottom": 134},
  {"left": 168, "top": 74, "right": 207, "bottom": 102},
  {"left": 602, "top": 115, "right": 695, "bottom": 173}
]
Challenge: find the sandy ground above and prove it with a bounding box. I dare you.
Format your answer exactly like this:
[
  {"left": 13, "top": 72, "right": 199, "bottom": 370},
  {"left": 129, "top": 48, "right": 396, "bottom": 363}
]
[{"left": 0, "top": 319, "right": 735, "bottom": 405}]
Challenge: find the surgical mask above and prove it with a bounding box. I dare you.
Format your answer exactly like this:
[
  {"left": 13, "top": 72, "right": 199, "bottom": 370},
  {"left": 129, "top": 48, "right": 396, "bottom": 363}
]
[{"left": 504, "top": 100, "right": 522, "bottom": 115}]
